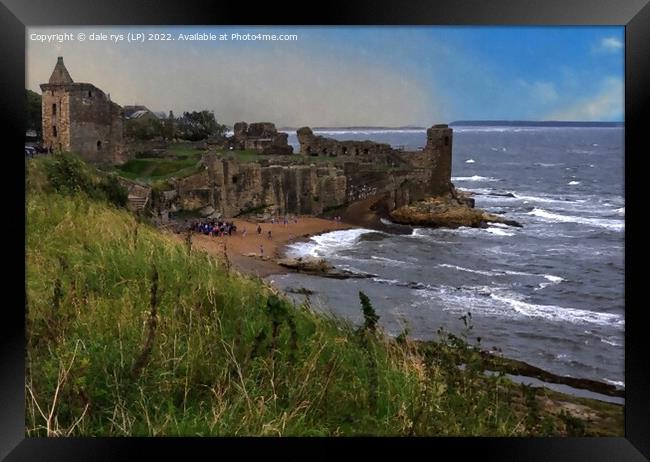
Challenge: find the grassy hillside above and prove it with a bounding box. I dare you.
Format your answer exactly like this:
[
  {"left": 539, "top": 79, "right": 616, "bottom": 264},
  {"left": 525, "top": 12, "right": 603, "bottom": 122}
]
[{"left": 25, "top": 153, "right": 621, "bottom": 436}]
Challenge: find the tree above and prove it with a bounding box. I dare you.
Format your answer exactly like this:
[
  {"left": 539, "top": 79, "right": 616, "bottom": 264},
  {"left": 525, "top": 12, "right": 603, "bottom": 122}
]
[
  {"left": 162, "top": 110, "right": 176, "bottom": 141},
  {"left": 25, "top": 89, "right": 42, "bottom": 139},
  {"left": 125, "top": 116, "right": 164, "bottom": 141},
  {"left": 175, "top": 110, "right": 227, "bottom": 141}
]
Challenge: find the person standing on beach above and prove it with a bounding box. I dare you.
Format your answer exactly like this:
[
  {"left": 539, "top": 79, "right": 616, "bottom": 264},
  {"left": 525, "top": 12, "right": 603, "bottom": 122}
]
[
  {"left": 259, "top": 244, "right": 264, "bottom": 257},
  {"left": 257, "top": 224, "right": 262, "bottom": 235},
  {"left": 242, "top": 227, "right": 247, "bottom": 238},
  {"left": 268, "top": 230, "right": 272, "bottom": 240}
]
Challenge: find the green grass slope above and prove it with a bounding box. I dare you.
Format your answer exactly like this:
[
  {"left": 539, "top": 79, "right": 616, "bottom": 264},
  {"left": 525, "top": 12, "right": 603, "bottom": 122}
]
[{"left": 25, "top": 153, "right": 621, "bottom": 436}]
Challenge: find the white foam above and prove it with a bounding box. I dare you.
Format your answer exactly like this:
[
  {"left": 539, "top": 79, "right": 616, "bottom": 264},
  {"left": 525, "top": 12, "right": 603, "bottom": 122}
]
[
  {"left": 568, "top": 181, "right": 581, "bottom": 185},
  {"left": 603, "top": 379, "right": 625, "bottom": 388},
  {"left": 527, "top": 208, "right": 624, "bottom": 231},
  {"left": 543, "top": 274, "right": 564, "bottom": 284},
  {"left": 534, "top": 163, "right": 563, "bottom": 167},
  {"left": 615, "top": 207, "right": 625, "bottom": 215},
  {"left": 452, "top": 175, "right": 500, "bottom": 182},
  {"left": 372, "top": 277, "right": 400, "bottom": 285},
  {"left": 415, "top": 286, "right": 624, "bottom": 328},
  {"left": 465, "top": 159, "right": 475, "bottom": 163},
  {"left": 504, "top": 270, "right": 536, "bottom": 276},
  {"left": 600, "top": 337, "right": 623, "bottom": 347},
  {"left": 514, "top": 194, "right": 567, "bottom": 204},
  {"left": 370, "top": 255, "right": 412, "bottom": 267},
  {"left": 285, "top": 228, "right": 375, "bottom": 258},
  {"left": 485, "top": 227, "right": 515, "bottom": 236},
  {"left": 489, "top": 293, "right": 624, "bottom": 328},
  {"left": 438, "top": 263, "right": 498, "bottom": 276}
]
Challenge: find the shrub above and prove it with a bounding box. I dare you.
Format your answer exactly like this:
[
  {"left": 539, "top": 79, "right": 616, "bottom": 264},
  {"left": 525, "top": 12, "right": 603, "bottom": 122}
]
[{"left": 42, "top": 152, "right": 128, "bottom": 208}]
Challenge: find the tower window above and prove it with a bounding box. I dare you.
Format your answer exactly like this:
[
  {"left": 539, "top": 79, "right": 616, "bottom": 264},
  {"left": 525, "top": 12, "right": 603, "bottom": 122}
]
[
  {"left": 52, "top": 126, "right": 57, "bottom": 137},
  {"left": 52, "top": 103, "right": 57, "bottom": 115},
  {"left": 88, "top": 91, "right": 92, "bottom": 98},
  {"left": 97, "top": 140, "right": 102, "bottom": 151},
  {"left": 444, "top": 136, "right": 450, "bottom": 146}
]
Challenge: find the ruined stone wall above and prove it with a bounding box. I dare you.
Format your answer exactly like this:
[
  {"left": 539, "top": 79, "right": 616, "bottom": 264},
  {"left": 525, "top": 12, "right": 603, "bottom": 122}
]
[
  {"left": 171, "top": 154, "right": 347, "bottom": 217},
  {"left": 231, "top": 121, "right": 293, "bottom": 155},
  {"left": 296, "top": 127, "right": 401, "bottom": 164}
]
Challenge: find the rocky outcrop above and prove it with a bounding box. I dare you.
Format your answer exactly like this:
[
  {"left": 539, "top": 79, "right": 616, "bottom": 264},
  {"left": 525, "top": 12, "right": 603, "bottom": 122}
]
[
  {"left": 277, "top": 256, "right": 332, "bottom": 273},
  {"left": 389, "top": 191, "right": 522, "bottom": 229},
  {"left": 277, "top": 256, "right": 377, "bottom": 279}
]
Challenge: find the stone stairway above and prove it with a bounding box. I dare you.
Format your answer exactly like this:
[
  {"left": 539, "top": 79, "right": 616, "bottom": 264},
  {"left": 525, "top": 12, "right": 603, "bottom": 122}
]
[{"left": 127, "top": 194, "right": 149, "bottom": 212}]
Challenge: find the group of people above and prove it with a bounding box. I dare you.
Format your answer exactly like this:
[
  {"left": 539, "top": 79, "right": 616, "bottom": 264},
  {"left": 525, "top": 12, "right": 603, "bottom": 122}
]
[{"left": 190, "top": 220, "right": 237, "bottom": 237}]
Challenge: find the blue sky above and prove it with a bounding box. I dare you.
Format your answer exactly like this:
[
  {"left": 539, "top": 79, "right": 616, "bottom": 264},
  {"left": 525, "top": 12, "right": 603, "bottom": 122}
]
[{"left": 27, "top": 26, "right": 624, "bottom": 126}]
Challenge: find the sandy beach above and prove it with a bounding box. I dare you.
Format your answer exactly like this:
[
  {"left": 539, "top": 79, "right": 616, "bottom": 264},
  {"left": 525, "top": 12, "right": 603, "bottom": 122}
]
[{"left": 171, "top": 217, "right": 353, "bottom": 278}]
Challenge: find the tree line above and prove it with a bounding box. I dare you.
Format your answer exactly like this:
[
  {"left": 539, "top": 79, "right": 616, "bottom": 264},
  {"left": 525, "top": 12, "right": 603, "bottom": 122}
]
[{"left": 125, "top": 110, "right": 228, "bottom": 142}]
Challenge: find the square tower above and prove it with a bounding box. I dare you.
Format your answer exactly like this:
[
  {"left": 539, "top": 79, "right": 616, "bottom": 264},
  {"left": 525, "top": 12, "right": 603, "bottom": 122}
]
[
  {"left": 425, "top": 124, "right": 453, "bottom": 195},
  {"left": 40, "top": 57, "right": 127, "bottom": 165}
]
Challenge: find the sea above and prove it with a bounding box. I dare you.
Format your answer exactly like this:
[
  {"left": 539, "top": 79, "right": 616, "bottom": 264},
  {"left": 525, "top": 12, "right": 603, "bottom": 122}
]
[{"left": 270, "top": 125, "right": 625, "bottom": 394}]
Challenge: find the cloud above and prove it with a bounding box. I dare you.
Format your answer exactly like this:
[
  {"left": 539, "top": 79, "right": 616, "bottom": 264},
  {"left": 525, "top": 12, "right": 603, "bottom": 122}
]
[
  {"left": 517, "top": 79, "right": 558, "bottom": 104},
  {"left": 26, "top": 27, "right": 440, "bottom": 127},
  {"left": 594, "top": 37, "right": 623, "bottom": 54},
  {"left": 546, "top": 77, "right": 623, "bottom": 121}
]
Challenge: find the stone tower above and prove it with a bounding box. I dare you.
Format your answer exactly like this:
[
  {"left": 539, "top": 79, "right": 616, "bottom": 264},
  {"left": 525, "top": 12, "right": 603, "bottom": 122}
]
[
  {"left": 40, "top": 57, "right": 126, "bottom": 165},
  {"left": 424, "top": 124, "right": 453, "bottom": 195}
]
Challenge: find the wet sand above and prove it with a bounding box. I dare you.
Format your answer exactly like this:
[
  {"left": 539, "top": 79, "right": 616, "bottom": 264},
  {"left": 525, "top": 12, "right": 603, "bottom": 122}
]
[{"left": 172, "top": 217, "right": 352, "bottom": 277}]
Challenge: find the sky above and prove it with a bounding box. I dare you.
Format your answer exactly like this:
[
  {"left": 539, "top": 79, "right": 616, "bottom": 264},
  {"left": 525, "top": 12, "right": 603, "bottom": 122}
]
[{"left": 26, "top": 26, "right": 624, "bottom": 127}]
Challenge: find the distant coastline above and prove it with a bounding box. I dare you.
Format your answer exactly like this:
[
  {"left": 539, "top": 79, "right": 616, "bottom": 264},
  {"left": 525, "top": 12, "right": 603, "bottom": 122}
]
[
  {"left": 449, "top": 120, "right": 624, "bottom": 127},
  {"left": 275, "top": 121, "right": 623, "bottom": 131}
]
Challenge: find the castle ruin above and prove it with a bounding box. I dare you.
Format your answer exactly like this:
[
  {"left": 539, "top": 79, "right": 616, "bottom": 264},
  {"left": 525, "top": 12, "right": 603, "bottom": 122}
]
[
  {"left": 152, "top": 125, "right": 455, "bottom": 221},
  {"left": 40, "top": 57, "right": 127, "bottom": 165}
]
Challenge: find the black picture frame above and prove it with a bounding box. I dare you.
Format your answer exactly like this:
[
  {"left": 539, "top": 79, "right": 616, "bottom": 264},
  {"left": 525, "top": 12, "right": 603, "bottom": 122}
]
[{"left": 1, "top": 0, "right": 647, "bottom": 460}]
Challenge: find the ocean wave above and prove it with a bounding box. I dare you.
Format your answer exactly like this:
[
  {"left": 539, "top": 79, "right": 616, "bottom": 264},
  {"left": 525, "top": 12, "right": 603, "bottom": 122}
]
[
  {"left": 437, "top": 263, "right": 499, "bottom": 276},
  {"left": 534, "top": 274, "right": 565, "bottom": 291},
  {"left": 544, "top": 274, "right": 565, "bottom": 283},
  {"left": 285, "top": 228, "right": 375, "bottom": 258},
  {"left": 370, "top": 255, "right": 413, "bottom": 267},
  {"left": 485, "top": 227, "right": 515, "bottom": 236},
  {"left": 600, "top": 337, "right": 623, "bottom": 347},
  {"left": 452, "top": 175, "right": 501, "bottom": 182},
  {"left": 414, "top": 285, "right": 623, "bottom": 328},
  {"left": 527, "top": 208, "right": 624, "bottom": 231},
  {"left": 465, "top": 159, "right": 475, "bottom": 163},
  {"left": 515, "top": 194, "right": 578, "bottom": 204},
  {"left": 568, "top": 181, "right": 581, "bottom": 185},
  {"left": 371, "top": 277, "right": 400, "bottom": 285},
  {"left": 603, "top": 379, "right": 625, "bottom": 388},
  {"left": 488, "top": 293, "right": 624, "bottom": 328}
]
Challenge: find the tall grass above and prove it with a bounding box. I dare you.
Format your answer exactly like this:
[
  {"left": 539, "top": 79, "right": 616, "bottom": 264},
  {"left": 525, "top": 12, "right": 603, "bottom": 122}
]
[{"left": 25, "top": 155, "right": 615, "bottom": 436}]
